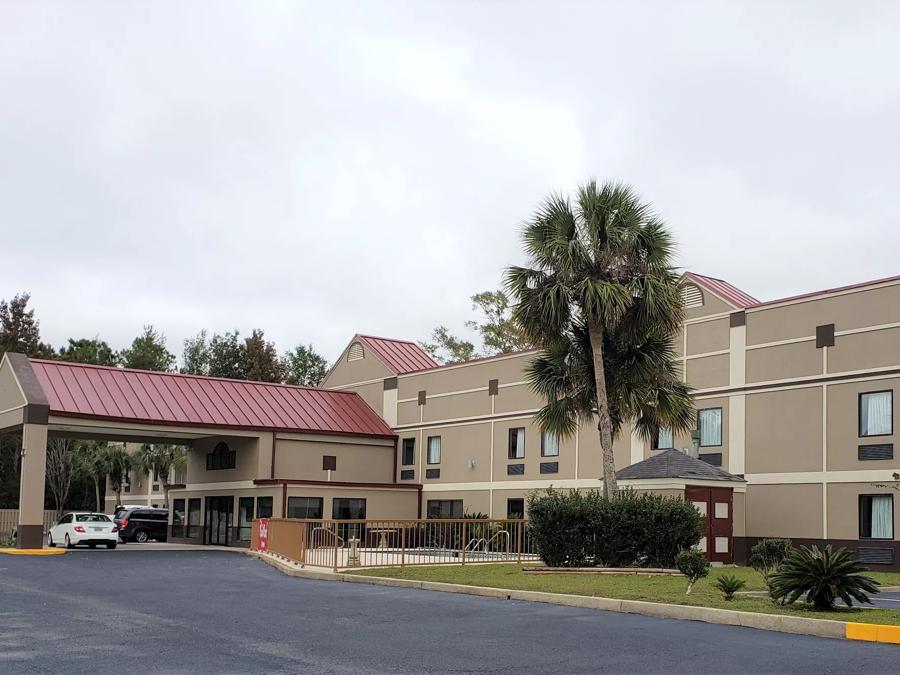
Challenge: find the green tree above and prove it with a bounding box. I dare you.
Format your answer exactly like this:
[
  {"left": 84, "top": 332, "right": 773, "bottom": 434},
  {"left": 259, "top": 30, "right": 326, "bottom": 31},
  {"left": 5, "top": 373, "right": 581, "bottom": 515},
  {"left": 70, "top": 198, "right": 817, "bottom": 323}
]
[
  {"left": 282, "top": 344, "right": 328, "bottom": 386},
  {"left": 420, "top": 326, "right": 476, "bottom": 364},
  {"left": 0, "top": 292, "right": 54, "bottom": 358},
  {"left": 75, "top": 441, "right": 108, "bottom": 512},
  {"left": 119, "top": 325, "right": 175, "bottom": 372},
  {"left": 208, "top": 331, "right": 246, "bottom": 379},
  {"left": 466, "top": 290, "right": 530, "bottom": 354},
  {"left": 181, "top": 330, "right": 211, "bottom": 376},
  {"left": 135, "top": 444, "right": 187, "bottom": 509},
  {"left": 45, "top": 437, "right": 77, "bottom": 518},
  {"left": 420, "top": 289, "right": 531, "bottom": 364},
  {"left": 506, "top": 180, "right": 694, "bottom": 496},
  {"left": 244, "top": 329, "right": 283, "bottom": 383},
  {"left": 102, "top": 444, "right": 133, "bottom": 508},
  {"left": 57, "top": 337, "right": 118, "bottom": 366}
]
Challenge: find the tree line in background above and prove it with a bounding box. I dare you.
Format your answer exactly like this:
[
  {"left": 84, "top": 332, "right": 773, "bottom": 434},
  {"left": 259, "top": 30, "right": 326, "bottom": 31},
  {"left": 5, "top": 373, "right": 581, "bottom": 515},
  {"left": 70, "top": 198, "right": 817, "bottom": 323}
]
[
  {"left": 0, "top": 292, "right": 329, "bottom": 511},
  {"left": 0, "top": 292, "right": 329, "bottom": 385}
]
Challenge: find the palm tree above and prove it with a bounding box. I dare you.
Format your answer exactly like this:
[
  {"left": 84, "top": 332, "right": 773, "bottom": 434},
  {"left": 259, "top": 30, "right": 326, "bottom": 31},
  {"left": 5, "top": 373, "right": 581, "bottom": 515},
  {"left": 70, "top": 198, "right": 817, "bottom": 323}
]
[
  {"left": 135, "top": 444, "right": 187, "bottom": 508},
  {"left": 75, "top": 441, "right": 107, "bottom": 512},
  {"left": 506, "top": 180, "right": 694, "bottom": 496},
  {"left": 102, "top": 444, "right": 134, "bottom": 508}
]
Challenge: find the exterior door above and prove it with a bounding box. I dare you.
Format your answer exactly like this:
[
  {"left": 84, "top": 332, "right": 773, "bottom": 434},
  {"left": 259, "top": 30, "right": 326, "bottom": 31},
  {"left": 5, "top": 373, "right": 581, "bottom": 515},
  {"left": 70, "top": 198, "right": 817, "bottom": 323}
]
[
  {"left": 204, "top": 496, "right": 234, "bottom": 546},
  {"left": 685, "top": 486, "right": 733, "bottom": 563}
]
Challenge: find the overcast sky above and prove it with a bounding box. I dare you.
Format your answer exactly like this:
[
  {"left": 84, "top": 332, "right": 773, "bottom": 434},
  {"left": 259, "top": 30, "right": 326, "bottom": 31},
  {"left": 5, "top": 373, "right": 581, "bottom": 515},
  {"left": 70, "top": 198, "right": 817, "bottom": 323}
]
[{"left": 2, "top": 1, "right": 899, "bottom": 364}]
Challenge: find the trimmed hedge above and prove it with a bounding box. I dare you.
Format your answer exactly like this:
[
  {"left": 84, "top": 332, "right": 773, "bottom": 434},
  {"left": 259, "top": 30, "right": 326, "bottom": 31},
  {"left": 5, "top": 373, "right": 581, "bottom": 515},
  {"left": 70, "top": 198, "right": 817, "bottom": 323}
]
[{"left": 527, "top": 488, "right": 704, "bottom": 568}]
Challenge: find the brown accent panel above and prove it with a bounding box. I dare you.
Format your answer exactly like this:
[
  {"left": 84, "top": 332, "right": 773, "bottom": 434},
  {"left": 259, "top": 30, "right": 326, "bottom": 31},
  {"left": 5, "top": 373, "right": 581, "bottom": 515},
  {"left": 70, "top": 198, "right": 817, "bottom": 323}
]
[
  {"left": 417, "top": 390, "right": 426, "bottom": 405},
  {"left": 488, "top": 379, "right": 499, "bottom": 395},
  {"left": 322, "top": 455, "right": 337, "bottom": 471},
  {"left": 383, "top": 377, "right": 398, "bottom": 391},
  {"left": 815, "top": 324, "right": 835, "bottom": 348},
  {"left": 729, "top": 311, "right": 746, "bottom": 328},
  {"left": 6, "top": 353, "right": 50, "bottom": 424},
  {"left": 16, "top": 524, "right": 45, "bottom": 549}
]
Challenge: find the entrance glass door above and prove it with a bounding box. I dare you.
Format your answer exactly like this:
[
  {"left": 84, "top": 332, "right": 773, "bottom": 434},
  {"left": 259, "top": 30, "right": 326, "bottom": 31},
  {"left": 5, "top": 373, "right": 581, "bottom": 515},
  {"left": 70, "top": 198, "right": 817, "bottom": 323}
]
[{"left": 204, "top": 496, "right": 234, "bottom": 546}]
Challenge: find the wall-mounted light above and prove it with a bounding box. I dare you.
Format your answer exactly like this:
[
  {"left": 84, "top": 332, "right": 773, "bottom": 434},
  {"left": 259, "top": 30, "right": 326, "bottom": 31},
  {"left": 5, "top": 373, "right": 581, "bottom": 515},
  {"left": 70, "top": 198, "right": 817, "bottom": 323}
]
[{"left": 468, "top": 459, "right": 476, "bottom": 469}]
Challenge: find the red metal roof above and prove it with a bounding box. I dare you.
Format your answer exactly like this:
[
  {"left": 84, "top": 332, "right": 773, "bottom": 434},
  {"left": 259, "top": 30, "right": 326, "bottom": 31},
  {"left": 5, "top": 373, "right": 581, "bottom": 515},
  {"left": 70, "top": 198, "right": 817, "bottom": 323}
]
[
  {"left": 356, "top": 335, "right": 438, "bottom": 374},
  {"left": 29, "top": 359, "right": 395, "bottom": 437},
  {"left": 683, "top": 272, "right": 759, "bottom": 309}
]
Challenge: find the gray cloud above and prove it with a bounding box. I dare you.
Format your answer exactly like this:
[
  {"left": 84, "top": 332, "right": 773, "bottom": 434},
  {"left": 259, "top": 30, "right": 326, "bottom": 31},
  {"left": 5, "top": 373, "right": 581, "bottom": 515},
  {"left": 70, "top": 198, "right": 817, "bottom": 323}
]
[{"left": 1, "top": 1, "right": 898, "bottom": 362}]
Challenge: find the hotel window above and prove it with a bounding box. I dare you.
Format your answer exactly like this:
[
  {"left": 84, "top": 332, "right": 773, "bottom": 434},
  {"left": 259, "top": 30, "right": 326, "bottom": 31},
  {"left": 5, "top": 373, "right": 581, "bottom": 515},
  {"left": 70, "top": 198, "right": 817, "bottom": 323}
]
[
  {"left": 287, "top": 496, "right": 323, "bottom": 520},
  {"left": 507, "top": 498, "right": 525, "bottom": 519},
  {"left": 653, "top": 426, "right": 674, "bottom": 450},
  {"left": 860, "top": 494, "right": 894, "bottom": 540},
  {"left": 186, "top": 498, "right": 201, "bottom": 538},
  {"left": 508, "top": 428, "right": 525, "bottom": 459},
  {"left": 860, "top": 391, "right": 892, "bottom": 437},
  {"left": 206, "top": 441, "right": 236, "bottom": 471},
  {"left": 257, "top": 496, "right": 273, "bottom": 519},
  {"left": 541, "top": 430, "right": 559, "bottom": 457},
  {"left": 172, "top": 499, "right": 185, "bottom": 538},
  {"left": 427, "top": 500, "right": 463, "bottom": 519},
  {"left": 238, "top": 497, "right": 255, "bottom": 541},
  {"left": 698, "top": 408, "right": 722, "bottom": 447},
  {"left": 402, "top": 438, "right": 416, "bottom": 466},
  {"left": 427, "top": 436, "right": 441, "bottom": 464}
]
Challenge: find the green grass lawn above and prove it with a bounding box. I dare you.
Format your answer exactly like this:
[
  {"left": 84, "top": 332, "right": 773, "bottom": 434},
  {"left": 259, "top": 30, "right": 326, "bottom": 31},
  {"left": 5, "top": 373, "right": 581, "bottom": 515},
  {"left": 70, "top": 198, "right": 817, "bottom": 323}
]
[{"left": 349, "top": 564, "right": 900, "bottom": 625}]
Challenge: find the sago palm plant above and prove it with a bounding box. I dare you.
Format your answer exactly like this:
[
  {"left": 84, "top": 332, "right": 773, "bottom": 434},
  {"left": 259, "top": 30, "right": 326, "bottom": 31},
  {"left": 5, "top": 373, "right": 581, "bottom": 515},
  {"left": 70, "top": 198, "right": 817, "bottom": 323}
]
[
  {"left": 506, "top": 180, "right": 694, "bottom": 495},
  {"left": 769, "top": 545, "right": 879, "bottom": 611}
]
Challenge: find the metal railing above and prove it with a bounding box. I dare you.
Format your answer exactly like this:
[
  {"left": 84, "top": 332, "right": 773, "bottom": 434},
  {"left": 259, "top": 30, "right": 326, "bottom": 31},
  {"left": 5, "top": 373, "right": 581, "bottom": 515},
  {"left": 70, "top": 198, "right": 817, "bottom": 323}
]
[{"left": 253, "top": 518, "right": 536, "bottom": 571}]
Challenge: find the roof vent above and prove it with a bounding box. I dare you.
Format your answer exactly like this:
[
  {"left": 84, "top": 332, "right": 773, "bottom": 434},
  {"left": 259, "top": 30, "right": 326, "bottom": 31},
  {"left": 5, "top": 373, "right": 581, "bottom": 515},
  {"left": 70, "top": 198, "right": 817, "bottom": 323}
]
[
  {"left": 681, "top": 284, "right": 704, "bottom": 309},
  {"left": 347, "top": 342, "right": 364, "bottom": 362}
]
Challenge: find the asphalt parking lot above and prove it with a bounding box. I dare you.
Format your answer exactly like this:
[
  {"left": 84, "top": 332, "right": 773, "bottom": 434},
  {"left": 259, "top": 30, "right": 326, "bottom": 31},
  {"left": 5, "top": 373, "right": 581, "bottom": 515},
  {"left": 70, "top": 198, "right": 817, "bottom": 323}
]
[{"left": 1, "top": 550, "right": 898, "bottom": 674}]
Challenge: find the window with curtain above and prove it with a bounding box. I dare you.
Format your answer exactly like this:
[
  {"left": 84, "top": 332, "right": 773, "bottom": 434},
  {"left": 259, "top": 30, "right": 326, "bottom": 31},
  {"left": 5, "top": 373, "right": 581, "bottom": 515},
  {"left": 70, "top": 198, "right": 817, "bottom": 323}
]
[
  {"left": 541, "top": 431, "right": 559, "bottom": 457},
  {"left": 860, "top": 494, "right": 893, "bottom": 539},
  {"left": 699, "top": 409, "right": 722, "bottom": 447},
  {"left": 427, "top": 436, "right": 441, "bottom": 464},
  {"left": 508, "top": 428, "right": 525, "bottom": 459},
  {"left": 860, "top": 391, "right": 892, "bottom": 437},
  {"left": 654, "top": 426, "right": 674, "bottom": 450}
]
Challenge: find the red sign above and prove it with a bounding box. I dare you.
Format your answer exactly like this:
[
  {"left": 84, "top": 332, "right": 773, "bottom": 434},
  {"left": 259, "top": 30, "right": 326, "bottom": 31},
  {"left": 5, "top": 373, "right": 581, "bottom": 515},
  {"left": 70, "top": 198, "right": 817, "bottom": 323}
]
[{"left": 258, "top": 518, "right": 269, "bottom": 551}]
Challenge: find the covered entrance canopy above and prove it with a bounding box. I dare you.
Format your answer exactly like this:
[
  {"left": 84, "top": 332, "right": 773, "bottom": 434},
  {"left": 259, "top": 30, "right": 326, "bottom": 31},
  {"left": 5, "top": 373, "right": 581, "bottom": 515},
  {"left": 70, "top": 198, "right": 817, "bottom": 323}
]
[{"left": 0, "top": 353, "right": 396, "bottom": 549}]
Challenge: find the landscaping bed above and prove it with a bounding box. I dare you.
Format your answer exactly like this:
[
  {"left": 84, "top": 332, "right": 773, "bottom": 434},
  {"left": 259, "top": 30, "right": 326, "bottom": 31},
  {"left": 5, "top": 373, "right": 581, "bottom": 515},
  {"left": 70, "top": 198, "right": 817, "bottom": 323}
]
[
  {"left": 350, "top": 563, "right": 900, "bottom": 625},
  {"left": 523, "top": 566, "right": 679, "bottom": 575}
]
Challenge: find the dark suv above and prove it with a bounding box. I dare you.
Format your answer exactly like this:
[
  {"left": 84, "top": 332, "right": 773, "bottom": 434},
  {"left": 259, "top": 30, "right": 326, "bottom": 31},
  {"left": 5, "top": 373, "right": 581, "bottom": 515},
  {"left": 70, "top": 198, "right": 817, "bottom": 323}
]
[{"left": 114, "top": 507, "right": 169, "bottom": 543}]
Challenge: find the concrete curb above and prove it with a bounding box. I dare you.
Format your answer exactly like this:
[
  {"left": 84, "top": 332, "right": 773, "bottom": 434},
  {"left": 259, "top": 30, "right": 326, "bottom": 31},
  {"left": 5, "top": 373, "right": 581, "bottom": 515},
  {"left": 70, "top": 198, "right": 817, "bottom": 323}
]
[
  {"left": 248, "top": 552, "right": 900, "bottom": 644},
  {"left": 0, "top": 548, "right": 66, "bottom": 556}
]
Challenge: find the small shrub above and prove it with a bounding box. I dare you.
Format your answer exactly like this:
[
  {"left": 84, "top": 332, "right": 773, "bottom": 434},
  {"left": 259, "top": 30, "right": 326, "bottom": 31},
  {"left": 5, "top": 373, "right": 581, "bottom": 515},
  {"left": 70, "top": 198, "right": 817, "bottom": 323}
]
[
  {"left": 749, "top": 538, "right": 793, "bottom": 603},
  {"left": 714, "top": 574, "right": 747, "bottom": 600},
  {"left": 675, "top": 548, "right": 710, "bottom": 594},
  {"left": 769, "top": 545, "right": 880, "bottom": 611}
]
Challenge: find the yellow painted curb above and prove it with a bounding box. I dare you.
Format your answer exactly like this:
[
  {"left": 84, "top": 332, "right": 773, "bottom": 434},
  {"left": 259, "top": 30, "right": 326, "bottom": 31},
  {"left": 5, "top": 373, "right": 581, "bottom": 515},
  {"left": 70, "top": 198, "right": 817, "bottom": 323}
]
[
  {"left": 846, "top": 622, "right": 900, "bottom": 645},
  {"left": 0, "top": 548, "right": 66, "bottom": 556}
]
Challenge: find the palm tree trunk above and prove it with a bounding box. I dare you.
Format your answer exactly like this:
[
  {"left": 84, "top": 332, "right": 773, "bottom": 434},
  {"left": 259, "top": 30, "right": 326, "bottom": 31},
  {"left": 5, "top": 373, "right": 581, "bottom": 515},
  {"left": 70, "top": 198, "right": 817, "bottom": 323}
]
[
  {"left": 588, "top": 323, "right": 618, "bottom": 497},
  {"left": 94, "top": 477, "right": 101, "bottom": 513}
]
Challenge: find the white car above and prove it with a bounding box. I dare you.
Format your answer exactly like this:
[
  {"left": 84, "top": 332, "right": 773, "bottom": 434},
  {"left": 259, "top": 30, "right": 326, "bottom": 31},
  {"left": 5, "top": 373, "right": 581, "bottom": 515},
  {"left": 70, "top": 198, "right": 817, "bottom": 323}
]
[{"left": 48, "top": 512, "right": 118, "bottom": 549}]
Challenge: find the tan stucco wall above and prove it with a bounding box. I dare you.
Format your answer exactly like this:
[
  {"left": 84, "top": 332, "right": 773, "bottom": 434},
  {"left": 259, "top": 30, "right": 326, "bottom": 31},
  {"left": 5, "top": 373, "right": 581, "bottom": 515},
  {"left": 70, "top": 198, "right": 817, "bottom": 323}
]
[
  {"left": 323, "top": 341, "right": 394, "bottom": 388},
  {"left": 417, "top": 422, "right": 493, "bottom": 484},
  {"left": 274, "top": 435, "right": 395, "bottom": 484},
  {"left": 745, "top": 483, "right": 823, "bottom": 538},
  {"left": 686, "top": 318, "right": 729, "bottom": 355},
  {"left": 828, "top": 327, "right": 900, "bottom": 373},
  {"left": 745, "top": 388, "right": 822, "bottom": 473},
  {"left": 397, "top": 352, "right": 534, "bottom": 399},
  {"left": 422, "top": 390, "right": 493, "bottom": 423},
  {"left": 746, "top": 283, "right": 900, "bottom": 345},
  {"left": 733, "top": 491, "right": 746, "bottom": 537},
  {"left": 684, "top": 288, "right": 733, "bottom": 321},
  {"left": 0, "top": 359, "right": 25, "bottom": 412},
  {"left": 576, "top": 421, "right": 633, "bottom": 475},
  {"left": 493, "top": 383, "right": 542, "bottom": 415},
  {"left": 827, "top": 482, "right": 899, "bottom": 541},
  {"left": 345, "top": 381, "right": 385, "bottom": 416},
  {"left": 492, "top": 417, "right": 575, "bottom": 481},
  {"left": 826, "top": 378, "right": 898, "bottom": 471},
  {"left": 686, "top": 354, "right": 729, "bottom": 389},
  {"left": 187, "top": 435, "right": 262, "bottom": 483},
  {"left": 746, "top": 341, "right": 822, "bottom": 383}
]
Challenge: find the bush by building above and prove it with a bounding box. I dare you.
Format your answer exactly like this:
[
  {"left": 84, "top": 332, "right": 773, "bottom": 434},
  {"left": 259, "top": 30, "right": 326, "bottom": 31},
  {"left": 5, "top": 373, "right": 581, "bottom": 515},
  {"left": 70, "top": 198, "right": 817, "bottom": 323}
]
[{"left": 527, "top": 488, "right": 703, "bottom": 568}]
